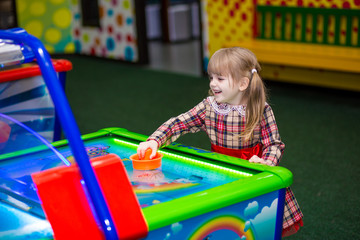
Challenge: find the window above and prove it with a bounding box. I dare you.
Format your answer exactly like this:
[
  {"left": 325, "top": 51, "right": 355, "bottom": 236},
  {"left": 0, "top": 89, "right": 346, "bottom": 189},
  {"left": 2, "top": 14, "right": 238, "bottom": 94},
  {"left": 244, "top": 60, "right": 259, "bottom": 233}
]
[{"left": 81, "top": 0, "right": 100, "bottom": 27}]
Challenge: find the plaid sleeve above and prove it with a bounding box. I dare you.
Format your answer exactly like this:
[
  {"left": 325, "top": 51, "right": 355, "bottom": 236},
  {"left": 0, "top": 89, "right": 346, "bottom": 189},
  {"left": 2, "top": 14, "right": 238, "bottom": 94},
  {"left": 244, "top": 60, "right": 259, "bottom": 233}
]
[
  {"left": 148, "top": 99, "right": 207, "bottom": 147},
  {"left": 260, "top": 104, "right": 285, "bottom": 166}
]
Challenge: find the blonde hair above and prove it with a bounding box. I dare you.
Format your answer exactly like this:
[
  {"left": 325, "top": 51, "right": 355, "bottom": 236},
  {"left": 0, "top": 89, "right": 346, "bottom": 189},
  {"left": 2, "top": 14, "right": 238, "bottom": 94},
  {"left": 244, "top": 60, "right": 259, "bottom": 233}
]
[{"left": 207, "top": 47, "right": 267, "bottom": 141}]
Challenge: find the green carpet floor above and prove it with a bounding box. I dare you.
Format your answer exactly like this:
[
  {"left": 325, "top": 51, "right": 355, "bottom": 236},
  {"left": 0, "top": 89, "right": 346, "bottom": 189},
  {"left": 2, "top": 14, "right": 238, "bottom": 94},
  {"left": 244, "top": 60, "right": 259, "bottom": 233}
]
[{"left": 63, "top": 54, "right": 360, "bottom": 239}]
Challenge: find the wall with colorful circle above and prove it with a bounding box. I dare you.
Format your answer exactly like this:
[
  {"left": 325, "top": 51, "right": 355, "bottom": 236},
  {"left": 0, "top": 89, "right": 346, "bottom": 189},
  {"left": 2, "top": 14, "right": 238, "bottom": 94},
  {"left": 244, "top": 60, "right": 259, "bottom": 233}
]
[
  {"left": 15, "top": 0, "right": 139, "bottom": 62},
  {"left": 207, "top": 0, "right": 254, "bottom": 55},
  {"left": 16, "top": 0, "right": 75, "bottom": 54},
  {"left": 71, "top": 0, "right": 139, "bottom": 62},
  {"left": 204, "top": 0, "right": 360, "bottom": 61},
  {"left": 15, "top": 0, "right": 358, "bottom": 67}
]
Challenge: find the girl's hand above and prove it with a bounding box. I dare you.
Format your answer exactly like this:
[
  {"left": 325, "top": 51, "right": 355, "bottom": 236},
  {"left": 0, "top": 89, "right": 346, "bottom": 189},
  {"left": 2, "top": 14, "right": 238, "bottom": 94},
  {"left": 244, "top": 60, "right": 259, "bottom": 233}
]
[
  {"left": 249, "top": 155, "right": 268, "bottom": 165},
  {"left": 137, "top": 140, "right": 158, "bottom": 159},
  {"left": 249, "top": 155, "right": 276, "bottom": 166}
]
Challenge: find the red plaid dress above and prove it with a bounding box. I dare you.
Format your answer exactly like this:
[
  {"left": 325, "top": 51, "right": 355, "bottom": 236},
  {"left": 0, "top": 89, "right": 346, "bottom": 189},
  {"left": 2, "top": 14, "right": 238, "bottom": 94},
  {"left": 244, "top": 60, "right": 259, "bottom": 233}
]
[{"left": 148, "top": 97, "right": 303, "bottom": 233}]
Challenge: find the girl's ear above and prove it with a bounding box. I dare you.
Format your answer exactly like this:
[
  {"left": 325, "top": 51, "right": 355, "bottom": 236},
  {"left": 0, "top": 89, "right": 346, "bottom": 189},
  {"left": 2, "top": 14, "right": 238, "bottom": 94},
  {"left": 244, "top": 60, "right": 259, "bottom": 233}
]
[{"left": 239, "top": 77, "right": 250, "bottom": 91}]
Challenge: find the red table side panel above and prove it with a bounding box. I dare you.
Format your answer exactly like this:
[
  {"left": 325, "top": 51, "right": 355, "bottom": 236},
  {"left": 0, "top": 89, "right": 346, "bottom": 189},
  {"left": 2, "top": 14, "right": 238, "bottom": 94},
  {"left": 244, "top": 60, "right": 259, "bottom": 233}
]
[
  {"left": 0, "top": 59, "right": 72, "bottom": 83},
  {"left": 31, "top": 153, "right": 148, "bottom": 240}
]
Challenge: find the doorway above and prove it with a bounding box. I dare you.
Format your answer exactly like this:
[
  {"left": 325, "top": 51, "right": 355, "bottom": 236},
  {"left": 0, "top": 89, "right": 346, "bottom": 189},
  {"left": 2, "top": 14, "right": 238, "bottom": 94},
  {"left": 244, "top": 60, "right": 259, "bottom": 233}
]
[
  {"left": 144, "top": 0, "right": 203, "bottom": 76},
  {"left": 0, "top": 0, "right": 17, "bottom": 29}
]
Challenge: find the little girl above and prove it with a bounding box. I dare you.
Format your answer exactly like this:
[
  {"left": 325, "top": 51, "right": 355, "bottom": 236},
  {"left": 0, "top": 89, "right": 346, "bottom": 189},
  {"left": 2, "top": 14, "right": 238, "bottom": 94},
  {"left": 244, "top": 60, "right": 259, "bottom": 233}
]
[{"left": 137, "top": 47, "right": 303, "bottom": 237}]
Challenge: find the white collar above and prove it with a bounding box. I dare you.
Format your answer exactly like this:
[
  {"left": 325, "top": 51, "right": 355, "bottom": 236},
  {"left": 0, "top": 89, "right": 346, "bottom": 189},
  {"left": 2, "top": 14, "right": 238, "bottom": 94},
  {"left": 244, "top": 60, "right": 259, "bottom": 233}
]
[{"left": 208, "top": 96, "right": 246, "bottom": 116}]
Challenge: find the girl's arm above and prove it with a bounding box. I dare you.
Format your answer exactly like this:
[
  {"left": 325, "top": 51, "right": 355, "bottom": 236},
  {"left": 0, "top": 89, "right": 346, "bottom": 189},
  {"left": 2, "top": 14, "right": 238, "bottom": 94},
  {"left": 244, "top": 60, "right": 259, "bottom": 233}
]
[
  {"left": 138, "top": 100, "right": 207, "bottom": 159},
  {"left": 257, "top": 105, "right": 285, "bottom": 166}
]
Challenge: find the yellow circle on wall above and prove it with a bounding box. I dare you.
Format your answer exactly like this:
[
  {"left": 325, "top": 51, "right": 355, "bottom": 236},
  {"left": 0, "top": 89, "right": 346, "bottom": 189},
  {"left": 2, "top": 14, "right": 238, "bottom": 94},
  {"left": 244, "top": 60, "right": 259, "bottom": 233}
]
[
  {"left": 64, "top": 42, "right": 75, "bottom": 53},
  {"left": 45, "top": 28, "right": 61, "bottom": 44},
  {"left": 30, "top": 2, "right": 46, "bottom": 16},
  {"left": 16, "top": 0, "right": 26, "bottom": 14},
  {"left": 53, "top": 8, "right": 72, "bottom": 29},
  {"left": 123, "top": 0, "right": 130, "bottom": 9},
  {"left": 83, "top": 33, "right": 89, "bottom": 43},
  {"left": 24, "top": 20, "right": 44, "bottom": 38},
  {"left": 44, "top": 44, "right": 55, "bottom": 53},
  {"left": 50, "top": 0, "right": 65, "bottom": 4}
]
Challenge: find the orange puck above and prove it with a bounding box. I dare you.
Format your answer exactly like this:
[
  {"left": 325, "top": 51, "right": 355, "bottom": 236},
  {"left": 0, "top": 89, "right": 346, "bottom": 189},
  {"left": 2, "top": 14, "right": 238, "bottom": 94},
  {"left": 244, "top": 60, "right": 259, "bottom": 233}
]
[{"left": 130, "top": 151, "right": 163, "bottom": 170}]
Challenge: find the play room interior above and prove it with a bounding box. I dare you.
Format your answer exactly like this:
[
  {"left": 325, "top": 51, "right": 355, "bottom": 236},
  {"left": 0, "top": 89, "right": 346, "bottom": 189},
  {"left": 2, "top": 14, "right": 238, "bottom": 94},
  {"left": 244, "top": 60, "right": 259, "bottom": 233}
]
[{"left": 0, "top": 0, "right": 359, "bottom": 239}]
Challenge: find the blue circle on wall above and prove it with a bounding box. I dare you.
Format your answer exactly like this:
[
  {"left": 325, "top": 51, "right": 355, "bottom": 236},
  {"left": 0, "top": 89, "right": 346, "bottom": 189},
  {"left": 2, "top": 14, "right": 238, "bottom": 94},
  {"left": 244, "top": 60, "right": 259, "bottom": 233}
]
[
  {"left": 124, "top": 46, "right": 134, "bottom": 61},
  {"left": 74, "top": 13, "right": 80, "bottom": 20},
  {"left": 74, "top": 40, "right": 82, "bottom": 53},
  {"left": 106, "top": 38, "right": 115, "bottom": 51},
  {"left": 203, "top": 57, "right": 209, "bottom": 72},
  {"left": 126, "top": 17, "right": 133, "bottom": 25}
]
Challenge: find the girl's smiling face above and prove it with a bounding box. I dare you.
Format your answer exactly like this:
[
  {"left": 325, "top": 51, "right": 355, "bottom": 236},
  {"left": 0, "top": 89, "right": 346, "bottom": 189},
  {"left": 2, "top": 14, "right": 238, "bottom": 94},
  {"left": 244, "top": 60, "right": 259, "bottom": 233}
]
[{"left": 209, "top": 73, "right": 244, "bottom": 105}]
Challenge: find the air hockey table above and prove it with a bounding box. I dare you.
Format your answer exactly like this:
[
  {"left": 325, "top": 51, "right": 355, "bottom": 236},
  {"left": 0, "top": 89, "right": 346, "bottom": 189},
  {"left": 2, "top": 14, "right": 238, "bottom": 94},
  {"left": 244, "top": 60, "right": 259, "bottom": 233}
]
[
  {"left": 0, "top": 127, "right": 292, "bottom": 240},
  {"left": 0, "top": 28, "right": 292, "bottom": 240}
]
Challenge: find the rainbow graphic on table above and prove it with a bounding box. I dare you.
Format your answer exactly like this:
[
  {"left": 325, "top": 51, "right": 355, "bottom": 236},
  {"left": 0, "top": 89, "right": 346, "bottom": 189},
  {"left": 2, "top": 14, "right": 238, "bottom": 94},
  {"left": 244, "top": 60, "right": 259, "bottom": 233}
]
[
  {"left": 133, "top": 182, "right": 199, "bottom": 194},
  {"left": 189, "top": 215, "right": 255, "bottom": 240}
]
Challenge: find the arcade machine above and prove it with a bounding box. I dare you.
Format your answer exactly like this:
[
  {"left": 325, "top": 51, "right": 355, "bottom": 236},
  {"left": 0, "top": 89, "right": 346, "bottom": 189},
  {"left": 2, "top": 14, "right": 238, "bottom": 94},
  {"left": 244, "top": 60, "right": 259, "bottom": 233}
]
[{"left": 0, "top": 28, "right": 292, "bottom": 240}]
